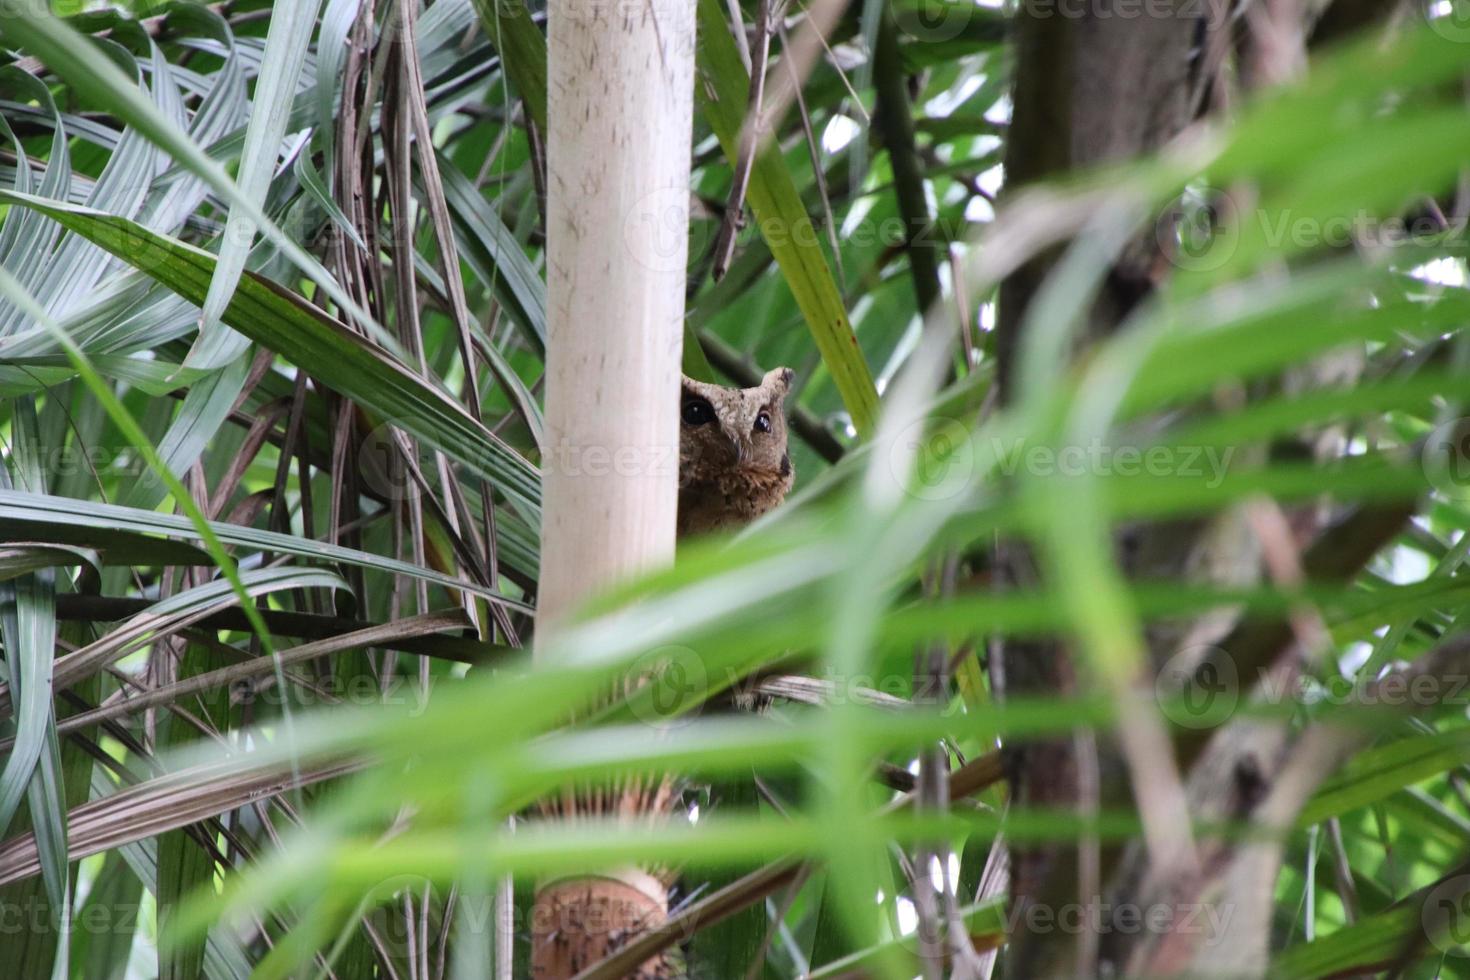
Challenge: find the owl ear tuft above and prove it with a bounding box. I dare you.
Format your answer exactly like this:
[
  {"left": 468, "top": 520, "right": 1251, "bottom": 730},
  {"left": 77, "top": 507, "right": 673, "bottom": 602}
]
[{"left": 763, "top": 366, "right": 795, "bottom": 403}]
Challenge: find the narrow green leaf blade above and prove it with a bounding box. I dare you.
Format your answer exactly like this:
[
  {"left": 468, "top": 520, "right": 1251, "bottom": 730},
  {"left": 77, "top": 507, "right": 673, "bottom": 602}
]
[
  {"left": 695, "top": 0, "right": 880, "bottom": 436},
  {"left": 0, "top": 191, "right": 542, "bottom": 518},
  {"left": 193, "top": 0, "right": 325, "bottom": 368}
]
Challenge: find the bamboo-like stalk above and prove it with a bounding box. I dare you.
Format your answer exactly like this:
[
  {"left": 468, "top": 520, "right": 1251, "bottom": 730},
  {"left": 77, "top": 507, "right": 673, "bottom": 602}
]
[{"left": 535, "top": 1, "right": 697, "bottom": 976}]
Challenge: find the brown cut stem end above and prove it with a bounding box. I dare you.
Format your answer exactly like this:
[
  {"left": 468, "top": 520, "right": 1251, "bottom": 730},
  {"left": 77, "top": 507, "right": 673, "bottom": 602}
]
[{"left": 531, "top": 871, "right": 673, "bottom": 978}]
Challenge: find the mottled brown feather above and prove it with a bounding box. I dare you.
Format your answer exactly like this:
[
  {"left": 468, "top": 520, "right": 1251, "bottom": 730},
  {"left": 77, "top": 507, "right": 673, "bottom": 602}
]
[{"left": 677, "top": 367, "right": 796, "bottom": 537}]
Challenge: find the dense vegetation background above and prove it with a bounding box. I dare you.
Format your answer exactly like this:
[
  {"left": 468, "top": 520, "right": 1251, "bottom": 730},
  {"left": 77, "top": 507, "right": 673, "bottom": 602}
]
[{"left": 3, "top": 0, "right": 1470, "bottom": 977}]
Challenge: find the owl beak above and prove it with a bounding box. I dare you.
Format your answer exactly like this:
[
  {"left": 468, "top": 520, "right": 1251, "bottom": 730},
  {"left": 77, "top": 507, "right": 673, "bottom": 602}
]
[{"left": 728, "top": 432, "right": 748, "bottom": 466}]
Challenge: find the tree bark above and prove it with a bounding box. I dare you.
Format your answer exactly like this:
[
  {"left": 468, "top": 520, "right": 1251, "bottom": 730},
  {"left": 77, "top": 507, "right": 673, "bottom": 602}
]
[
  {"left": 994, "top": 3, "right": 1416, "bottom": 977},
  {"left": 995, "top": 4, "right": 1233, "bottom": 977}
]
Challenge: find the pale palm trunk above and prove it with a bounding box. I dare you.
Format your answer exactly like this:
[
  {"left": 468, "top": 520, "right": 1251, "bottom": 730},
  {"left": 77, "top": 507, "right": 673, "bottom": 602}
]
[{"left": 533, "top": 1, "right": 698, "bottom": 976}]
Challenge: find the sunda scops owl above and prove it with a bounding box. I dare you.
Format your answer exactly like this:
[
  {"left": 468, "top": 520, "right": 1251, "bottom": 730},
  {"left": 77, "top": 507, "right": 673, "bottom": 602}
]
[{"left": 677, "top": 367, "right": 795, "bottom": 537}]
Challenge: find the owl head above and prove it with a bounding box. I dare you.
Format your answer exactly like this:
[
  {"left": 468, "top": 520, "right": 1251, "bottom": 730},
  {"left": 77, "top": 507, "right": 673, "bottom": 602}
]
[{"left": 678, "top": 367, "right": 794, "bottom": 487}]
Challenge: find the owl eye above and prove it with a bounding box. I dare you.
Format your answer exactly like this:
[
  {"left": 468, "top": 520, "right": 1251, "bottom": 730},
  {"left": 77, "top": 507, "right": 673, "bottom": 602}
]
[
  {"left": 682, "top": 398, "right": 715, "bottom": 426},
  {"left": 754, "top": 411, "right": 772, "bottom": 434}
]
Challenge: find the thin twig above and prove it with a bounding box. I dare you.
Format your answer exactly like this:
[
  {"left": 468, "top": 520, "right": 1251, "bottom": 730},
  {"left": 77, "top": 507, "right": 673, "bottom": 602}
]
[
  {"left": 872, "top": 5, "right": 943, "bottom": 318},
  {"left": 712, "top": 0, "right": 775, "bottom": 281},
  {"left": 725, "top": 0, "right": 754, "bottom": 70},
  {"left": 779, "top": 19, "right": 845, "bottom": 286}
]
